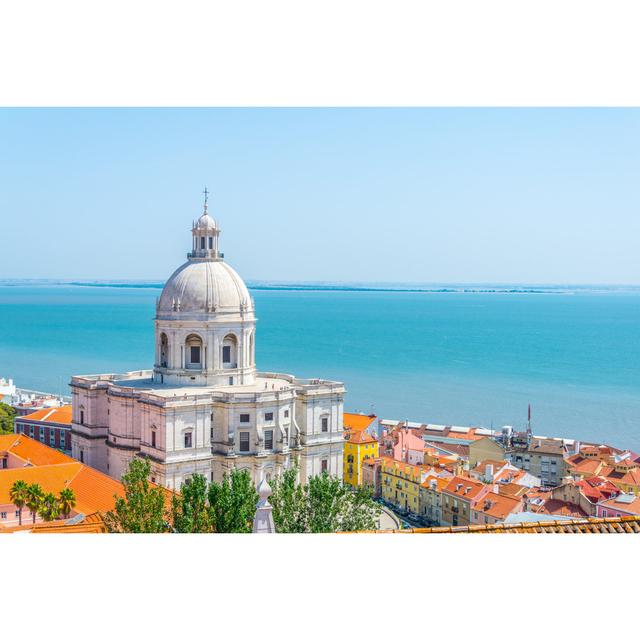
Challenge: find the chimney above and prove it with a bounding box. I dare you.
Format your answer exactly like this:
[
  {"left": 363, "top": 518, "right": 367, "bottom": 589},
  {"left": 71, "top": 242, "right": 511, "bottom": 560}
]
[
  {"left": 493, "top": 484, "right": 499, "bottom": 494},
  {"left": 484, "top": 464, "right": 494, "bottom": 483},
  {"left": 430, "top": 479, "right": 437, "bottom": 491},
  {"left": 522, "top": 494, "right": 529, "bottom": 512}
]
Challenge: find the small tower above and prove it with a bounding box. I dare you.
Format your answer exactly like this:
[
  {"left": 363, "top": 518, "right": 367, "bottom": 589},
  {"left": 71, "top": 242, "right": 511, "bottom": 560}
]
[{"left": 190, "top": 187, "right": 222, "bottom": 260}]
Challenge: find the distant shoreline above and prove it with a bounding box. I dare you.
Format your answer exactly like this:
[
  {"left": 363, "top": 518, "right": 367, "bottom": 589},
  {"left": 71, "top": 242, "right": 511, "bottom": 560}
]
[{"left": 1, "top": 279, "right": 640, "bottom": 295}]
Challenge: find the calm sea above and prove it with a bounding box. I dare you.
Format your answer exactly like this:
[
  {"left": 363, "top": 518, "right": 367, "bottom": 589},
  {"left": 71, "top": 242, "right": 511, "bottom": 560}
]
[{"left": 0, "top": 284, "right": 639, "bottom": 449}]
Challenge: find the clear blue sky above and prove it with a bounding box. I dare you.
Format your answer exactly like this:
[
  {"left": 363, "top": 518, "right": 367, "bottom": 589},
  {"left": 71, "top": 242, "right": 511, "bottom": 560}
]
[{"left": 1, "top": 108, "right": 638, "bottom": 284}]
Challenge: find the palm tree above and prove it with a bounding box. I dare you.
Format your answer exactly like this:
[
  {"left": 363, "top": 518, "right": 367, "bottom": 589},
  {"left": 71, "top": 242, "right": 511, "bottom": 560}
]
[
  {"left": 25, "top": 484, "right": 44, "bottom": 524},
  {"left": 9, "top": 479, "right": 29, "bottom": 526},
  {"left": 58, "top": 488, "right": 76, "bottom": 520},
  {"left": 38, "top": 493, "right": 60, "bottom": 522}
]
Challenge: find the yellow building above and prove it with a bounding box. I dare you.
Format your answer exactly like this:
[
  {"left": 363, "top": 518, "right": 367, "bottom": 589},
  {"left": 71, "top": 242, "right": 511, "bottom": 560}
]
[
  {"left": 381, "top": 459, "right": 427, "bottom": 517},
  {"left": 344, "top": 430, "right": 379, "bottom": 487}
]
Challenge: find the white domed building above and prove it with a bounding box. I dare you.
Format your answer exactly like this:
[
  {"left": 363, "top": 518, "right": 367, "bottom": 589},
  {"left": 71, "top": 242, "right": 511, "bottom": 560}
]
[{"left": 70, "top": 197, "right": 345, "bottom": 489}]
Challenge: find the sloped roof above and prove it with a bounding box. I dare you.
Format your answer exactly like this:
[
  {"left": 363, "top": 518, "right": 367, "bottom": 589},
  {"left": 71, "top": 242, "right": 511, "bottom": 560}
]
[
  {"left": 344, "top": 413, "right": 377, "bottom": 432},
  {"left": 0, "top": 461, "right": 124, "bottom": 516},
  {"left": 599, "top": 494, "right": 640, "bottom": 515},
  {"left": 352, "top": 515, "right": 640, "bottom": 533},
  {"left": 1, "top": 512, "right": 108, "bottom": 534},
  {"left": 0, "top": 434, "right": 75, "bottom": 466},
  {"left": 442, "top": 476, "right": 487, "bottom": 501},
  {"left": 16, "top": 405, "right": 72, "bottom": 425},
  {"left": 473, "top": 492, "right": 522, "bottom": 520},
  {"left": 347, "top": 430, "right": 378, "bottom": 445}
]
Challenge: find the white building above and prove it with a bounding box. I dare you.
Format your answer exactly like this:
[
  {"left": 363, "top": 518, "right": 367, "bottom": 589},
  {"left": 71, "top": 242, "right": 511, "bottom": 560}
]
[{"left": 70, "top": 196, "right": 345, "bottom": 490}]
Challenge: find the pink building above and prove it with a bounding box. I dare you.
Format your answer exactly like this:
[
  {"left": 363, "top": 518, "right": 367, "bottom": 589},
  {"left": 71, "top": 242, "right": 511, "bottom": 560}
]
[
  {"left": 381, "top": 427, "right": 425, "bottom": 463},
  {"left": 596, "top": 493, "right": 640, "bottom": 518}
]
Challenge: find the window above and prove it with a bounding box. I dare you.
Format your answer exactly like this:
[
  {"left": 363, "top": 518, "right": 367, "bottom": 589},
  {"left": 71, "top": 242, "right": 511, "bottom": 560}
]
[
  {"left": 239, "top": 432, "right": 250, "bottom": 452},
  {"left": 240, "top": 414, "right": 250, "bottom": 423},
  {"left": 184, "top": 432, "right": 193, "bottom": 448},
  {"left": 265, "top": 412, "right": 274, "bottom": 421},
  {"left": 80, "top": 451, "right": 84, "bottom": 463},
  {"left": 602, "top": 509, "right": 607, "bottom": 517},
  {"left": 229, "top": 377, "right": 234, "bottom": 386},
  {"left": 30, "top": 426, "right": 34, "bottom": 437},
  {"left": 285, "top": 428, "right": 289, "bottom": 443},
  {"left": 208, "top": 237, "right": 213, "bottom": 249},
  {"left": 151, "top": 477, "right": 156, "bottom": 484},
  {"left": 210, "top": 426, "right": 214, "bottom": 440},
  {"left": 321, "top": 417, "right": 328, "bottom": 432},
  {"left": 265, "top": 430, "right": 273, "bottom": 450},
  {"left": 190, "top": 346, "right": 201, "bottom": 364},
  {"left": 0, "top": 512, "right": 6, "bottom": 519},
  {"left": 200, "top": 236, "right": 205, "bottom": 249},
  {"left": 321, "top": 459, "right": 328, "bottom": 473},
  {"left": 1, "top": 458, "right": 6, "bottom": 469},
  {"left": 80, "top": 410, "right": 84, "bottom": 425},
  {"left": 222, "top": 345, "right": 231, "bottom": 363},
  {"left": 15, "top": 510, "right": 19, "bottom": 518},
  {"left": 151, "top": 431, "right": 156, "bottom": 448},
  {"left": 284, "top": 409, "right": 289, "bottom": 418}
]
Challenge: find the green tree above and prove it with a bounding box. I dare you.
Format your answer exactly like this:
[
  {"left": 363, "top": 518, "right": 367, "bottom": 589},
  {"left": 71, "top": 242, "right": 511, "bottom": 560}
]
[
  {"left": 38, "top": 492, "right": 61, "bottom": 521},
  {"left": 207, "top": 469, "right": 258, "bottom": 533},
  {"left": 26, "top": 483, "right": 44, "bottom": 524},
  {"left": 0, "top": 402, "right": 17, "bottom": 435},
  {"left": 104, "top": 458, "right": 169, "bottom": 533},
  {"left": 269, "top": 466, "right": 308, "bottom": 533},
  {"left": 171, "top": 474, "right": 214, "bottom": 533},
  {"left": 270, "top": 467, "right": 380, "bottom": 533},
  {"left": 58, "top": 487, "right": 76, "bottom": 520},
  {"left": 9, "top": 479, "right": 29, "bottom": 526}
]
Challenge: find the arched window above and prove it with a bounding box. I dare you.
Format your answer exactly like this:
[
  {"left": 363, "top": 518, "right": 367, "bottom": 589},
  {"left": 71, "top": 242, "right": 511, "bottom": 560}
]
[
  {"left": 222, "top": 334, "right": 238, "bottom": 369},
  {"left": 347, "top": 454, "right": 354, "bottom": 463},
  {"left": 249, "top": 331, "right": 255, "bottom": 366},
  {"left": 185, "top": 334, "right": 203, "bottom": 370},
  {"left": 159, "top": 333, "right": 169, "bottom": 368}
]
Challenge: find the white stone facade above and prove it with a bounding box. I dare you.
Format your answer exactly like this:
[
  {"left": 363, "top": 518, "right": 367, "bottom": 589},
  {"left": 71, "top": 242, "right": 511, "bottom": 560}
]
[{"left": 70, "top": 197, "right": 345, "bottom": 490}]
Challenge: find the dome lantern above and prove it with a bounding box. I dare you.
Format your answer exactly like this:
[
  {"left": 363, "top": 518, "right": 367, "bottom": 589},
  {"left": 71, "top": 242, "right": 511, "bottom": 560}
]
[{"left": 190, "top": 187, "right": 222, "bottom": 260}]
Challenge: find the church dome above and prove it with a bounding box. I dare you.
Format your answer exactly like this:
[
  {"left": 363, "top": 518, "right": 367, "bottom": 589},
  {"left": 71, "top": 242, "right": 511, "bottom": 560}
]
[
  {"left": 157, "top": 259, "right": 253, "bottom": 318},
  {"left": 195, "top": 212, "right": 217, "bottom": 230}
]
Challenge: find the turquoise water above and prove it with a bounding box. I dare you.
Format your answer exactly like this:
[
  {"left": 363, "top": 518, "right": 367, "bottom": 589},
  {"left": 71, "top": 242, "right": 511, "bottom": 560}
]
[{"left": 0, "top": 284, "right": 639, "bottom": 449}]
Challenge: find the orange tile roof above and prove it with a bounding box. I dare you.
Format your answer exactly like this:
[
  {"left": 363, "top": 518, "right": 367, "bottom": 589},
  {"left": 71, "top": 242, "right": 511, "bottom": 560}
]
[
  {"left": 1, "top": 512, "right": 108, "bottom": 534},
  {"left": 599, "top": 494, "right": 640, "bottom": 516},
  {"left": 473, "top": 492, "right": 522, "bottom": 520},
  {"left": 344, "top": 413, "right": 377, "bottom": 432},
  {"left": 498, "top": 482, "right": 529, "bottom": 498},
  {"left": 0, "top": 434, "right": 75, "bottom": 466},
  {"left": 442, "top": 476, "right": 487, "bottom": 502},
  {"left": 17, "top": 405, "right": 72, "bottom": 426},
  {"left": 566, "top": 454, "right": 604, "bottom": 476},
  {"left": 602, "top": 466, "right": 640, "bottom": 487},
  {"left": 0, "top": 463, "right": 83, "bottom": 504},
  {"left": 421, "top": 476, "right": 450, "bottom": 491},
  {"left": 352, "top": 515, "right": 640, "bottom": 534},
  {"left": 347, "top": 430, "right": 378, "bottom": 445},
  {"left": 0, "top": 460, "right": 124, "bottom": 516},
  {"left": 68, "top": 464, "right": 125, "bottom": 514}
]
